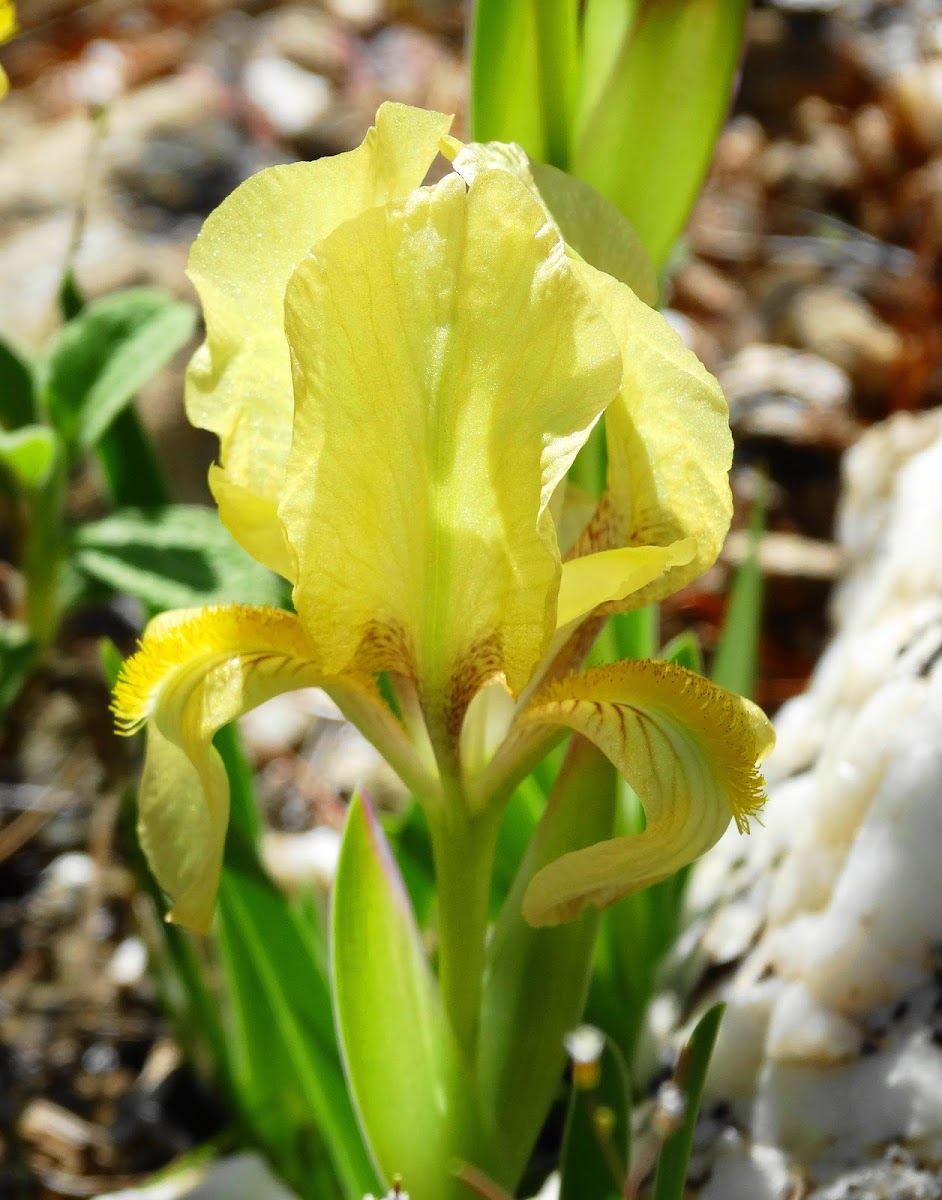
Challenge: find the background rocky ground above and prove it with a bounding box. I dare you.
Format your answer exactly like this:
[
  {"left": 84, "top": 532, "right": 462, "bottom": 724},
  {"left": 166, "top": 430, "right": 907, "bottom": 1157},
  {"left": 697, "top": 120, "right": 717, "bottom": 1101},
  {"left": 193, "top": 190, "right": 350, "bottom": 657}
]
[{"left": 1, "top": 0, "right": 942, "bottom": 1195}]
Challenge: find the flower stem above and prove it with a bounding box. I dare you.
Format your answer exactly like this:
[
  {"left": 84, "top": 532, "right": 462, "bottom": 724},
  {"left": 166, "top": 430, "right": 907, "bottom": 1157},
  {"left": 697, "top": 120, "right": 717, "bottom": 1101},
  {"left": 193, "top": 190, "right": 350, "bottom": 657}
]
[{"left": 428, "top": 800, "right": 502, "bottom": 1059}]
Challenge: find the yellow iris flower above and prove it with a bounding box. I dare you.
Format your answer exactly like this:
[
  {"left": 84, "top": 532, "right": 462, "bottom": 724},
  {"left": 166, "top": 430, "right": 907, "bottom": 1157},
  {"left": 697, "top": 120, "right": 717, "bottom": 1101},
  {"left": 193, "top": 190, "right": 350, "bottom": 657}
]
[
  {"left": 113, "top": 103, "right": 774, "bottom": 933},
  {"left": 0, "top": 1, "right": 17, "bottom": 99}
]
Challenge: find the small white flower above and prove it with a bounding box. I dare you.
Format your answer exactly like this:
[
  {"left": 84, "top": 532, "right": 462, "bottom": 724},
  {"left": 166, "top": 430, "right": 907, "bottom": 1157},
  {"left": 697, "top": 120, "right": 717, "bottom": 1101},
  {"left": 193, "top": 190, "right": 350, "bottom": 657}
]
[{"left": 564, "top": 1024, "right": 605, "bottom": 1090}]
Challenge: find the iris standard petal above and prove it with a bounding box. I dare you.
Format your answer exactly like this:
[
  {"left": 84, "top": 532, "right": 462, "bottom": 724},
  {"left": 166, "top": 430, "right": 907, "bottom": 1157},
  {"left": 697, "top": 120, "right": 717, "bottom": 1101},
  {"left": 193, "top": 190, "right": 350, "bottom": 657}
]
[
  {"left": 519, "top": 659, "right": 774, "bottom": 925},
  {"left": 113, "top": 605, "right": 410, "bottom": 931},
  {"left": 279, "top": 169, "right": 622, "bottom": 734},
  {"left": 567, "top": 260, "right": 733, "bottom": 612},
  {"left": 444, "top": 138, "right": 658, "bottom": 305},
  {"left": 555, "top": 540, "right": 695, "bottom": 632},
  {"left": 185, "top": 103, "right": 453, "bottom": 576}
]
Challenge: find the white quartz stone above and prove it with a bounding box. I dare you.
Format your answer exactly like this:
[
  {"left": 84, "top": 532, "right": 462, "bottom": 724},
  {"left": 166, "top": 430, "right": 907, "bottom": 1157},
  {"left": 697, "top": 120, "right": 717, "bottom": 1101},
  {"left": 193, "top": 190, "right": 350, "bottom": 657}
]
[
  {"left": 97, "top": 1153, "right": 297, "bottom": 1199},
  {"left": 678, "top": 412, "right": 942, "bottom": 1191}
]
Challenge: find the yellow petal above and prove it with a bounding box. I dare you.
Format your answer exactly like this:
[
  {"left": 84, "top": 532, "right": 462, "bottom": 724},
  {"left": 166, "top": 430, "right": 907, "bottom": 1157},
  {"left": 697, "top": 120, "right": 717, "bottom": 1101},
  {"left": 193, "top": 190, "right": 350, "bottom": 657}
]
[
  {"left": 0, "top": 0, "right": 16, "bottom": 98},
  {"left": 113, "top": 605, "right": 420, "bottom": 931},
  {"left": 0, "top": 0, "right": 15, "bottom": 42},
  {"left": 569, "top": 260, "right": 733, "bottom": 611},
  {"left": 548, "top": 479, "right": 598, "bottom": 559},
  {"left": 555, "top": 539, "right": 695, "bottom": 631},
  {"left": 207, "top": 466, "right": 295, "bottom": 580},
  {"left": 520, "top": 660, "right": 774, "bottom": 925},
  {"left": 185, "top": 103, "right": 453, "bottom": 576},
  {"left": 113, "top": 606, "right": 325, "bottom": 930},
  {"left": 444, "top": 137, "right": 658, "bottom": 305},
  {"left": 280, "top": 169, "right": 622, "bottom": 727}
]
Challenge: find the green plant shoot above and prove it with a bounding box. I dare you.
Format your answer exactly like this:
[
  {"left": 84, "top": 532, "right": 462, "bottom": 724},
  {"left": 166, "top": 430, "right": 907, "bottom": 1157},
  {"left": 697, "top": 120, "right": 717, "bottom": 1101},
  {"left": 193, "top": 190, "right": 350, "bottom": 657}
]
[{"left": 111, "top": 104, "right": 773, "bottom": 1194}]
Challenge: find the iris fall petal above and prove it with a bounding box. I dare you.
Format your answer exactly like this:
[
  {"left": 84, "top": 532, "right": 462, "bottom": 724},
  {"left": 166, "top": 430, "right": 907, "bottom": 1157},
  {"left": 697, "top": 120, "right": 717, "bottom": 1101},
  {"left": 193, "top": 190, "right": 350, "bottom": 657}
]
[
  {"left": 520, "top": 659, "right": 774, "bottom": 925},
  {"left": 113, "top": 605, "right": 398, "bottom": 930}
]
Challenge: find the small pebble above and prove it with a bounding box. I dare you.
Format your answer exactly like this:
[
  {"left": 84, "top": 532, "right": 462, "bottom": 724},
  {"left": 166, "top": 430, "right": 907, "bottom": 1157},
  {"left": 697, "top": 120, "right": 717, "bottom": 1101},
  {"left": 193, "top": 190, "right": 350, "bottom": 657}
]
[
  {"left": 109, "top": 937, "right": 148, "bottom": 988},
  {"left": 262, "top": 827, "right": 342, "bottom": 892},
  {"left": 242, "top": 56, "right": 333, "bottom": 141},
  {"left": 81, "top": 1041, "right": 120, "bottom": 1075}
]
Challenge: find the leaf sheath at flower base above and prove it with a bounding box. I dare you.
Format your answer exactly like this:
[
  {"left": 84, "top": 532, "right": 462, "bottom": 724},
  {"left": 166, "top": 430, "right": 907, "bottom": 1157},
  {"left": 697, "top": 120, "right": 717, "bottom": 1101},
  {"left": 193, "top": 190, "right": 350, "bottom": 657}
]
[
  {"left": 332, "top": 794, "right": 486, "bottom": 1200},
  {"left": 477, "top": 736, "right": 619, "bottom": 1189}
]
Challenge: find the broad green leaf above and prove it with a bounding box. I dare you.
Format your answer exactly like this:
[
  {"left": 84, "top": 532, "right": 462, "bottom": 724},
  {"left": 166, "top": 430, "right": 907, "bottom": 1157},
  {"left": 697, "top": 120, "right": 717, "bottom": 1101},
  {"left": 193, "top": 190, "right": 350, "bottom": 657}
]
[
  {"left": 386, "top": 799, "right": 437, "bottom": 928},
  {"left": 471, "top": 1, "right": 580, "bottom": 168},
  {"left": 711, "top": 496, "right": 765, "bottom": 698},
  {"left": 579, "top": 0, "right": 635, "bottom": 132},
  {"left": 574, "top": 0, "right": 750, "bottom": 267},
  {"left": 43, "top": 287, "right": 196, "bottom": 453},
  {"left": 97, "top": 407, "right": 172, "bottom": 507},
  {"left": 471, "top": 0, "right": 545, "bottom": 157},
  {"left": 333, "top": 794, "right": 481, "bottom": 1199},
  {"left": 58, "top": 265, "right": 85, "bottom": 322},
  {"left": 215, "top": 728, "right": 376, "bottom": 1200},
  {"left": 0, "top": 425, "right": 57, "bottom": 489},
  {"left": 478, "top": 739, "right": 618, "bottom": 1189},
  {"left": 17, "top": 439, "right": 67, "bottom": 647},
  {"left": 652, "top": 1003, "right": 725, "bottom": 1200},
  {"left": 0, "top": 621, "right": 38, "bottom": 719},
  {"left": 532, "top": 0, "right": 581, "bottom": 169},
  {"left": 45, "top": 273, "right": 170, "bottom": 505},
  {"left": 0, "top": 336, "right": 37, "bottom": 428},
  {"left": 73, "top": 505, "right": 283, "bottom": 611},
  {"left": 661, "top": 629, "right": 702, "bottom": 675}
]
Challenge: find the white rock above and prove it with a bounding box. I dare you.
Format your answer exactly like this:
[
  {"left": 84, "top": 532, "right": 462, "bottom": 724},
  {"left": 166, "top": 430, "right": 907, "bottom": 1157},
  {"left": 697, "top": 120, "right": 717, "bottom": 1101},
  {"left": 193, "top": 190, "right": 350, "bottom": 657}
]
[
  {"left": 765, "top": 983, "right": 862, "bottom": 1065},
  {"left": 72, "top": 40, "right": 127, "bottom": 110},
  {"left": 242, "top": 56, "right": 333, "bottom": 140},
  {"left": 322, "top": 0, "right": 385, "bottom": 30},
  {"left": 43, "top": 851, "right": 95, "bottom": 891},
  {"left": 262, "top": 827, "right": 342, "bottom": 892},
  {"left": 699, "top": 1142, "right": 792, "bottom": 1200},
  {"left": 109, "top": 937, "right": 148, "bottom": 987},
  {"left": 708, "top": 982, "right": 779, "bottom": 1099},
  {"left": 528, "top": 1173, "right": 559, "bottom": 1200},
  {"left": 681, "top": 412, "right": 942, "bottom": 1187},
  {"left": 97, "top": 1153, "right": 297, "bottom": 1200}
]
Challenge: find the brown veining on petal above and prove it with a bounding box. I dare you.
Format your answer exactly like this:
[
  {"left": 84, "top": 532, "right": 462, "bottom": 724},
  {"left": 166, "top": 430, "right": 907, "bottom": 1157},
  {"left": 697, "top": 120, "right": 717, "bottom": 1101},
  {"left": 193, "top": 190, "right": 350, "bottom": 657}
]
[
  {"left": 351, "top": 619, "right": 415, "bottom": 678},
  {"left": 538, "top": 614, "right": 607, "bottom": 695},
  {"left": 566, "top": 491, "right": 626, "bottom": 561},
  {"left": 442, "top": 631, "right": 504, "bottom": 741},
  {"left": 564, "top": 487, "right": 700, "bottom": 617}
]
